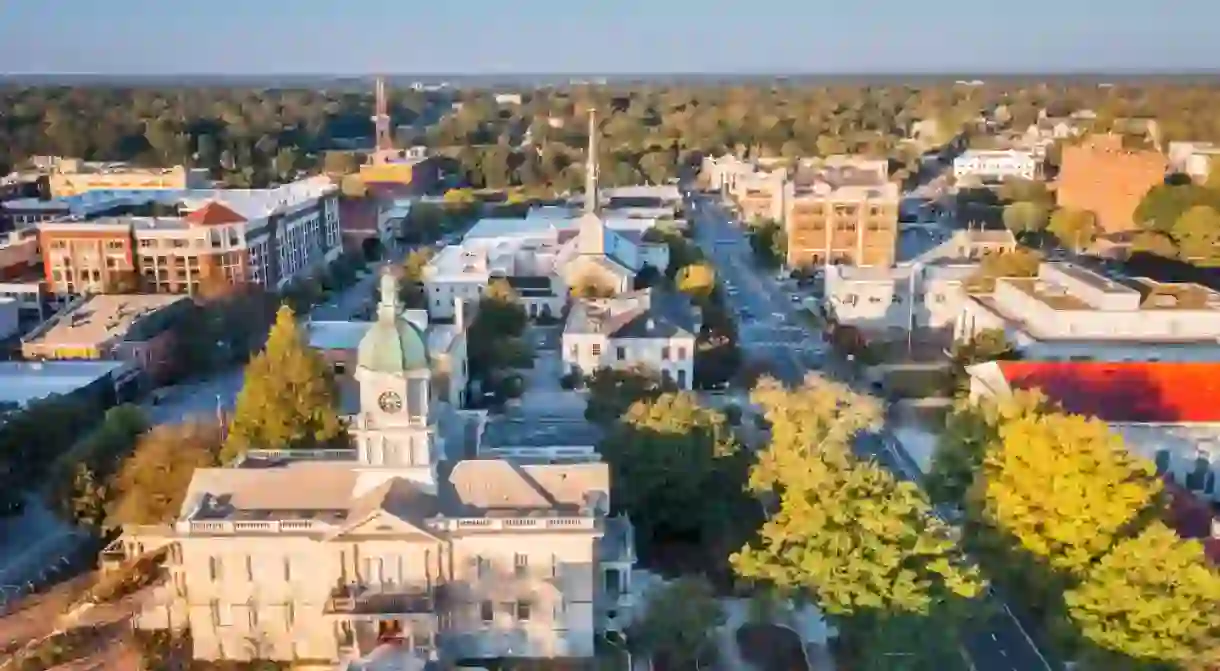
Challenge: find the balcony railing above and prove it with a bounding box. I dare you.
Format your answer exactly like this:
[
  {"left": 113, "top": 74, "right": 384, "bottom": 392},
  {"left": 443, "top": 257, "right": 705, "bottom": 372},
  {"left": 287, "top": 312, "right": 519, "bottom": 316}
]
[{"left": 326, "top": 584, "right": 437, "bottom": 616}]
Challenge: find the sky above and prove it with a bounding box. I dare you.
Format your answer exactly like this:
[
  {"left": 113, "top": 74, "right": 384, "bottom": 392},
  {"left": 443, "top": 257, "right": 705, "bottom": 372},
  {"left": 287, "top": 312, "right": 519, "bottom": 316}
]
[{"left": 0, "top": 0, "right": 1216, "bottom": 75}]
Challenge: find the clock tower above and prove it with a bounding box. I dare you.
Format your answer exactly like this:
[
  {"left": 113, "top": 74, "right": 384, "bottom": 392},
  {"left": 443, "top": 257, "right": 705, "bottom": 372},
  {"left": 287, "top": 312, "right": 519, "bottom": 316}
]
[{"left": 350, "top": 269, "right": 439, "bottom": 489}]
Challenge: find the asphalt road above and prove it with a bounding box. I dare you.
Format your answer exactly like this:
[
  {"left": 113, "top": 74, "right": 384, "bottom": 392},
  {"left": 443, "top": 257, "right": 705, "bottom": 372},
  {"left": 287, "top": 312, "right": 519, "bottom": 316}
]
[{"left": 688, "top": 191, "right": 1053, "bottom": 671}]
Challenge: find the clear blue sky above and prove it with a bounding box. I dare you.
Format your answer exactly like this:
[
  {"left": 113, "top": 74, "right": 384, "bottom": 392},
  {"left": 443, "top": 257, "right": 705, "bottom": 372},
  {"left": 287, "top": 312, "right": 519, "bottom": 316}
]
[{"left": 1, "top": 0, "right": 1215, "bottom": 74}]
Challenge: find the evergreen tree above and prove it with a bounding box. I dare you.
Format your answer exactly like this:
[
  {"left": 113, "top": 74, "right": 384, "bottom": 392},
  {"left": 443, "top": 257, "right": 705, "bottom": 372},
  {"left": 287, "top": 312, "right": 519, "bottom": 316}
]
[{"left": 222, "top": 306, "right": 343, "bottom": 462}]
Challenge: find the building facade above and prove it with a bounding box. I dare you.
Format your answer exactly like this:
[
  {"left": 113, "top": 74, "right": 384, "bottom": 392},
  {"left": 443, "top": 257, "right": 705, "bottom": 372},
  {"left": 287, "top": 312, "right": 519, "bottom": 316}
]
[
  {"left": 36, "top": 177, "right": 342, "bottom": 297},
  {"left": 955, "top": 261, "right": 1220, "bottom": 361},
  {"left": 784, "top": 158, "right": 899, "bottom": 268},
  {"left": 118, "top": 274, "right": 634, "bottom": 667},
  {"left": 45, "top": 159, "right": 210, "bottom": 197},
  {"left": 1057, "top": 135, "right": 1168, "bottom": 234},
  {"left": 952, "top": 149, "right": 1040, "bottom": 182},
  {"left": 562, "top": 289, "right": 699, "bottom": 389},
  {"left": 824, "top": 263, "right": 978, "bottom": 335}
]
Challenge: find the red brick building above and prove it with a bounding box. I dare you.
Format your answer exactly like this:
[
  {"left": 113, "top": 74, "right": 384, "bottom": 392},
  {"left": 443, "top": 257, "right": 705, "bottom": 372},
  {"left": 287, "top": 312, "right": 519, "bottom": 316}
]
[{"left": 1057, "top": 135, "right": 1168, "bottom": 234}]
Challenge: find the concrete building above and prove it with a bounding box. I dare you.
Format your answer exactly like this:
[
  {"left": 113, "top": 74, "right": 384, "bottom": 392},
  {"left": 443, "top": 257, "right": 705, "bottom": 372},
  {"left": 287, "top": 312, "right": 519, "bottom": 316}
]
[
  {"left": 21, "top": 293, "right": 191, "bottom": 384},
  {"left": 824, "top": 263, "right": 979, "bottom": 335},
  {"left": 562, "top": 289, "right": 700, "bottom": 389},
  {"left": 784, "top": 157, "right": 900, "bottom": 268},
  {"left": 36, "top": 176, "right": 341, "bottom": 296},
  {"left": 0, "top": 227, "right": 41, "bottom": 281},
  {"left": 116, "top": 273, "right": 634, "bottom": 667},
  {"left": 40, "top": 158, "right": 210, "bottom": 198},
  {"left": 967, "top": 361, "right": 1220, "bottom": 504},
  {"left": 952, "top": 149, "right": 1040, "bottom": 182},
  {"left": 955, "top": 261, "right": 1220, "bottom": 361},
  {"left": 0, "top": 296, "right": 18, "bottom": 343},
  {"left": 1057, "top": 135, "right": 1168, "bottom": 234}
]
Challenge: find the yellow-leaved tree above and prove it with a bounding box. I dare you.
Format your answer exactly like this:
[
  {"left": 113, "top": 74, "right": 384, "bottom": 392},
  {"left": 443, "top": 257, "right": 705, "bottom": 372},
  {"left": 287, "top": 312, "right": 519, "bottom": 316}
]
[
  {"left": 971, "top": 412, "right": 1160, "bottom": 581},
  {"left": 1065, "top": 522, "right": 1220, "bottom": 669},
  {"left": 733, "top": 375, "right": 986, "bottom": 669},
  {"left": 222, "top": 305, "right": 344, "bottom": 462}
]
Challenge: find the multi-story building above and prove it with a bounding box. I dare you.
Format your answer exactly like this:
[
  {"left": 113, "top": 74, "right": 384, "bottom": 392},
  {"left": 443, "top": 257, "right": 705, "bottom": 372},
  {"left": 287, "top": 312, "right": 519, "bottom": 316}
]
[
  {"left": 42, "top": 158, "right": 210, "bottom": 198},
  {"left": 0, "top": 228, "right": 41, "bottom": 281},
  {"left": 824, "top": 263, "right": 979, "bottom": 335},
  {"left": 36, "top": 177, "right": 341, "bottom": 297},
  {"left": 955, "top": 261, "right": 1220, "bottom": 361},
  {"left": 1057, "top": 134, "right": 1168, "bottom": 234},
  {"left": 784, "top": 157, "right": 900, "bottom": 268},
  {"left": 115, "top": 274, "right": 635, "bottom": 667},
  {"left": 1167, "top": 141, "right": 1220, "bottom": 183},
  {"left": 952, "top": 149, "right": 1040, "bottom": 182},
  {"left": 20, "top": 293, "right": 191, "bottom": 383},
  {"left": 562, "top": 288, "right": 700, "bottom": 389}
]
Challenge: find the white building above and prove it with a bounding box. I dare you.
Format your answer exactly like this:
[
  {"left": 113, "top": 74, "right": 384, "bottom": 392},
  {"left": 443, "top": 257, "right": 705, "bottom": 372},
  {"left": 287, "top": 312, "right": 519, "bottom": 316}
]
[
  {"left": 423, "top": 112, "right": 670, "bottom": 320},
  {"left": 1167, "top": 141, "right": 1220, "bottom": 183},
  {"left": 967, "top": 360, "right": 1220, "bottom": 503},
  {"left": 117, "top": 273, "right": 635, "bottom": 667},
  {"left": 955, "top": 261, "right": 1220, "bottom": 361},
  {"left": 953, "top": 149, "right": 1040, "bottom": 182},
  {"left": 562, "top": 289, "right": 700, "bottom": 389}
]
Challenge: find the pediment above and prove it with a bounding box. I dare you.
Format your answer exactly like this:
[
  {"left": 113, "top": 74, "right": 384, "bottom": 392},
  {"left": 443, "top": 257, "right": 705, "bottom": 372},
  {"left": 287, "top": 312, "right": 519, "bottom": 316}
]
[{"left": 327, "top": 508, "right": 438, "bottom": 541}]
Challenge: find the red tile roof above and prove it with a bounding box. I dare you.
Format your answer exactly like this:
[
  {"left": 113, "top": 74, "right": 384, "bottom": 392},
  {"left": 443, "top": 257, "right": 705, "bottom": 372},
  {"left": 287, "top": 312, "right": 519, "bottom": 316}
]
[
  {"left": 997, "top": 361, "right": 1220, "bottom": 423},
  {"left": 184, "top": 201, "right": 246, "bottom": 226}
]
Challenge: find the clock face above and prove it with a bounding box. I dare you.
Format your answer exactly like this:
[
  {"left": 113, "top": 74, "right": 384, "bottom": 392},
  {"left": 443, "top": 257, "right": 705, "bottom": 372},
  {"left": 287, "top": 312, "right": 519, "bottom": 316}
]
[{"left": 378, "top": 391, "right": 403, "bottom": 413}]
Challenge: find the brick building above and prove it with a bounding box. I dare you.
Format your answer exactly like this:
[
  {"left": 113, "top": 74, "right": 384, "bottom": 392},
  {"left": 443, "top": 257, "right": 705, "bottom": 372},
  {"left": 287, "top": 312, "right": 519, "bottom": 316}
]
[
  {"left": 784, "top": 157, "right": 899, "bottom": 268},
  {"left": 1057, "top": 134, "right": 1168, "bottom": 234},
  {"left": 36, "top": 176, "right": 342, "bottom": 297}
]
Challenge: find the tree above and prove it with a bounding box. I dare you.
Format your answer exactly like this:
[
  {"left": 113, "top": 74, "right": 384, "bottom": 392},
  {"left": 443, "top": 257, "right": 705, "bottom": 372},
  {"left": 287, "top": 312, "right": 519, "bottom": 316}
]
[
  {"left": 1171, "top": 205, "right": 1220, "bottom": 266},
  {"left": 1130, "top": 230, "right": 1178, "bottom": 259},
  {"left": 109, "top": 421, "right": 222, "bottom": 526},
  {"left": 399, "top": 248, "right": 435, "bottom": 309},
  {"left": 45, "top": 403, "right": 148, "bottom": 528},
  {"left": 322, "top": 151, "right": 358, "bottom": 176},
  {"left": 570, "top": 274, "right": 616, "bottom": 299},
  {"left": 1048, "top": 207, "right": 1100, "bottom": 252},
  {"left": 971, "top": 411, "right": 1160, "bottom": 585},
  {"left": 964, "top": 248, "right": 1041, "bottom": 292},
  {"left": 947, "top": 328, "right": 1018, "bottom": 392},
  {"left": 926, "top": 390, "right": 1048, "bottom": 506},
  {"left": 1001, "top": 201, "right": 1050, "bottom": 235},
  {"left": 584, "top": 366, "right": 677, "bottom": 425},
  {"left": 633, "top": 263, "right": 662, "bottom": 290},
  {"left": 223, "top": 306, "right": 344, "bottom": 462},
  {"left": 599, "top": 392, "right": 752, "bottom": 557},
  {"left": 1065, "top": 522, "right": 1220, "bottom": 670},
  {"left": 628, "top": 576, "right": 725, "bottom": 670},
  {"left": 468, "top": 278, "right": 528, "bottom": 376},
  {"left": 676, "top": 261, "right": 716, "bottom": 301},
  {"left": 1134, "top": 183, "right": 1220, "bottom": 234},
  {"left": 734, "top": 375, "right": 985, "bottom": 670}
]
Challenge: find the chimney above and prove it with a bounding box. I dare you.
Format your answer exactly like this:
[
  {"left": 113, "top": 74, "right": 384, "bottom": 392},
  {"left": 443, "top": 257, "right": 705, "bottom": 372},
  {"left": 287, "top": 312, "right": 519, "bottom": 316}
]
[{"left": 455, "top": 297, "right": 465, "bottom": 331}]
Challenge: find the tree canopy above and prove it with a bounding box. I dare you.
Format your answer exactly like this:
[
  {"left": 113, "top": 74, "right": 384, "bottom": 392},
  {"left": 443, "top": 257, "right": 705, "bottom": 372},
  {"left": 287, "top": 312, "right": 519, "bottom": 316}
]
[
  {"left": 733, "top": 375, "right": 986, "bottom": 670},
  {"left": 223, "top": 305, "right": 344, "bottom": 462},
  {"left": 109, "top": 421, "right": 223, "bottom": 526},
  {"left": 1048, "top": 207, "right": 1100, "bottom": 252},
  {"left": 628, "top": 576, "right": 725, "bottom": 670}
]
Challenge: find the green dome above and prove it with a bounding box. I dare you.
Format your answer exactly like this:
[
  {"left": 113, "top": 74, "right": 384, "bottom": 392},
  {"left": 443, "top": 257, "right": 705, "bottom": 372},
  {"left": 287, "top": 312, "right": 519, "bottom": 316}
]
[{"left": 357, "top": 270, "right": 429, "bottom": 373}]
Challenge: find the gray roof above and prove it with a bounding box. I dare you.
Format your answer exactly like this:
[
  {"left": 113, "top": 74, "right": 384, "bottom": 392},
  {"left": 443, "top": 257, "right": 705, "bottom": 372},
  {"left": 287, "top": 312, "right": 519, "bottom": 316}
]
[{"left": 564, "top": 288, "right": 699, "bottom": 339}]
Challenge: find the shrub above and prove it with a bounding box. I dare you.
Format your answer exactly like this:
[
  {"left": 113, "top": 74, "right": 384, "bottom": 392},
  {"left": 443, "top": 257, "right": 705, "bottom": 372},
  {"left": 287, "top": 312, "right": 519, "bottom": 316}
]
[{"left": 559, "top": 372, "right": 581, "bottom": 390}]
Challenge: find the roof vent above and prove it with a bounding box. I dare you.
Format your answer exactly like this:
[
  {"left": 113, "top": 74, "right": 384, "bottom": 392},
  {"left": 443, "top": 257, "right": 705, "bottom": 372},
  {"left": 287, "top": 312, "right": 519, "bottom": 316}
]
[{"left": 646, "top": 318, "right": 655, "bottom": 330}]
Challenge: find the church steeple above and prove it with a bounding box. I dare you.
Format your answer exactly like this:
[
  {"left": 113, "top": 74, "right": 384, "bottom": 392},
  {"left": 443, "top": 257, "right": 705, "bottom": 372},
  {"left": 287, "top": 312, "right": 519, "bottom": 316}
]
[
  {"left": 377, "top": 266, "right": 400, "bottom": 322},
  {"left": 584, "top": 108, "right": 600, "bottom": 215}
]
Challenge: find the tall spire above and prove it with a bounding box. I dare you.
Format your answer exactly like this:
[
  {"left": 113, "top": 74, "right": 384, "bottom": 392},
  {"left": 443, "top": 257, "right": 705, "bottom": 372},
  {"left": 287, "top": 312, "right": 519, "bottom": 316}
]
[
  {"left": 373, "top": 76, "right": 393, "bottom": 153},
  {"left": 377, "top": 266, "right": 400, "bottom": 322},
  {"left": 584, "top": 108, "right": 600, "bottom": 215}
]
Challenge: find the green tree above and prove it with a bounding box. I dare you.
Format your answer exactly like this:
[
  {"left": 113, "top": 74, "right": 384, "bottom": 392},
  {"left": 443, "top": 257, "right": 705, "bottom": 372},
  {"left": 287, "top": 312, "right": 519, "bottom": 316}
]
[
  {"left": 1130, "top": 230, "right": 1179, "bottom": 259},
  {"left": 964, "top": 248, "right": 1041, "bottom": 292},
  {"left": 1048, "top": 207, "right": 1100, "bottom": 252},
  {"left": 223, "top": 306, "right": 343, "bottom": 462},
  {"left": 734, "top": 375, "right": 985, "bottom": 670},
  {"left": 628, "top": 576, "right": 725, "bottom": 670},
  {"left": 1170, "top": 205, "right": 1220, "bottom": 266},
  {"left": 599, "top": 392, "right": 753, "bottom": 557},
  {"left": 109, "top": 421, "right": 222, "bottom": 526},
  {"left": 1001, "top": 201, "right": 1050, "bottom": 236},
  {"left": 570, "top": 274, "right": 616, "bottom": 299},
  {"left": 467, "top": 278, "right": 528, "bottom": 376},
  {"left": 584, "top": 365, "right": 678, "bottom": 425},
  {"left": 1134, "top": 183, "right": 1220, "bottom": 234},
  {"left": 1065, "top": 522, "right": 1220, "bottom": 669}
]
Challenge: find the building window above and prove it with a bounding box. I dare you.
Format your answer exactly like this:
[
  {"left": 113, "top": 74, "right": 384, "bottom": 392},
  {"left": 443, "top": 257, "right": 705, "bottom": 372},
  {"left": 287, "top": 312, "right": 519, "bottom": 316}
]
[
  {"left": 283, "top": 556, "right": 292, "bottom": 582},
  {"left": 209, "top": 556, "right": 222, "bottom": 581},
  {"left": 677, "top": 347, "right": 687, "bottom": 360},
  {"left": 475, "top": 555, "right": 489, "bottom": 578},
  {"left": 285, "top": 601, "right": 295, "bottom": 628},
  {"left": 514, "top": 553, "right": 529, "bottom": 577},
  {"left": 569, "top": 345, "right": 578, "bottom": 358},
  {"left": 245, "top": 555, "right": 254, "bottom": 582},
  {"left": 480, "top": 600, "right": 494, "bottom": 623},
  {"left": 661, "top": 346, "right": 671, "bottom": 361},
  {"left": 516, "top": 600, "right": 532, "bottom": 621},
  {"left": 209, "top": 600, "right": 221, "bottom": 628},
  {"left": 616, "top": 347, "right": 625, "bottom": 361},
  {"left": 591, "top": 343, "right": 601, "bottom": 356},
  {"left": 248, "top": 602, "right": 259, "bottom": 629}
]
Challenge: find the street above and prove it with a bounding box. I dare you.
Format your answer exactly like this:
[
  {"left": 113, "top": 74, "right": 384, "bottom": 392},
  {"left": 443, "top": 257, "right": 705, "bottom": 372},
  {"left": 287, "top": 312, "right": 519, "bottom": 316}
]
[{"left": 687, "top": 192, "right": 1052, "bottom": 671}]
